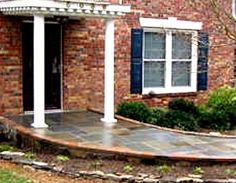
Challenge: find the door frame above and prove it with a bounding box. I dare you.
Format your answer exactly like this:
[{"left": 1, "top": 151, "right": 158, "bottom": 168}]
[{"left": 22, "top": 20, "right": 64, "bottom": 112}]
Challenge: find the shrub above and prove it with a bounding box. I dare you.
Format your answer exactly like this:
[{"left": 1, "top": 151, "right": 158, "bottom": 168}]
[
  {"left": 168, "top": 98, "right": 199, "bottom": 116},
  {"left": 117, "top": 101, "right": 151, "bottom": 123},
  {"left": 164, "top": 110, "right": 199, "bottom": 131},
  {"left": 207, "top": 87, "right": 236, "bottom": 110},
  {"left": 149, "top": 108, "right": 167, "bottom": 125},
  {"left": 197, "top": 106, "right": 232, "bottom": 131},
  {"left": 205, "top": 87, "right": 236, "bottom": 129},
  {"left": 152, "top": 109, "right": 199, "bottom": 131}
]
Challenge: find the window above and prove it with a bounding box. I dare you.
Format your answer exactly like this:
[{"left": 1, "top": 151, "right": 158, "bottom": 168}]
[
  {"left": 142, "top": 30, "right": 198, "bottom": 94},
  {"left": 130, "top": 17, "right": 206, "bottom": 94}
]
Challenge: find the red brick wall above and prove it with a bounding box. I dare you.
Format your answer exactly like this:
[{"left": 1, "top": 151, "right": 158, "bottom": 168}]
[
  {"left": 0, "top": 0, "right": 235, "bottom": 115},
  {"left": 114, "top": 0, "right": 235, "bottom": 107},
  {"left": 62, "top": 0, "right": 235, "bottom": 111},
  {"left": 63, "top": 19, "right": 105, "bottom": 110},
  {"left": 0, "top": 16, "right": 22, "bottom": 115}
]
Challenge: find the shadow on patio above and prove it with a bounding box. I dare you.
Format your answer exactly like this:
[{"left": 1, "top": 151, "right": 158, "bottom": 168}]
[{"left": 1, "top": 110, "right": 236, "bottom": 162}]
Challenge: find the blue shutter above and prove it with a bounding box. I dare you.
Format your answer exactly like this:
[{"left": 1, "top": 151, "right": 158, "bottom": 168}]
[
  {"left": 131, "top": 28, "right": 143, "bottom": 94},
  {"left": 197, "top": 32, "right": 209, "bottom": 91}
]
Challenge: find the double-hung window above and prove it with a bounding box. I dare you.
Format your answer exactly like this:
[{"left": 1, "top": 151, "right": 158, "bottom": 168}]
[
  {"left": 143, "top": 29, "right": 198, "bottom": 94},
  {"left": 130, "top": 17, "right": 206, "bottom": 95}
]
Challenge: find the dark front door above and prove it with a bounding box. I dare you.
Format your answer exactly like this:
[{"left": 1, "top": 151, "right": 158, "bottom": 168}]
[{"left": 22, "top": 23, "right": 61, "bottom": 111}]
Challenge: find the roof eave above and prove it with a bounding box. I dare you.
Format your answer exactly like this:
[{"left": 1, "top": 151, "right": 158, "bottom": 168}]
[{"left": 0, "top": 0, "right": 131, "bottom": 18}]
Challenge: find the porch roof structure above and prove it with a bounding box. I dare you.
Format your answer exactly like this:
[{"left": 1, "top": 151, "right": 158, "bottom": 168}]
[
  {"left": 0, "top": 0, "right": 130, "bottom": 128},
  {"left": 0, "top": 0, "right": 130, "bottom": 18}
]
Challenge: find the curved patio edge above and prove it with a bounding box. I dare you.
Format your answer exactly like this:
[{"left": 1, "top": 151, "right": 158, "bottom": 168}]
[
  {"left": 1, "top": 112, "right": 236, "bottom": 162},
  {"left": 88, "top": 108, "right": 236, "bottom": 139}
]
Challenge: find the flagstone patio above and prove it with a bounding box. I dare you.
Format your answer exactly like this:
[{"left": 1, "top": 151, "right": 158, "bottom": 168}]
[{"left": 1, "top": 110, "right": 236, "bottom": 161}]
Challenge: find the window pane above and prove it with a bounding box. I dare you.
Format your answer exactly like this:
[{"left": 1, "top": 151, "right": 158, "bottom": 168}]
[
  {"left": 172, "top": 33, "right": 192, "bottom": 59},
  {"left": 172, "top": 62, "right": 191, "bottom": 86},
  {"left": 144, "top": 62, "right": 165, "bottom": 87},
  {"left": 144, "top": 32, "right": 165, "bottom": 59}
]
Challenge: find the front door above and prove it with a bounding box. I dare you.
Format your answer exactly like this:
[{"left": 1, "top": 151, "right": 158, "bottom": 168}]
[{"left": 22, "top": 23, "right": 62, "bottom": 111}]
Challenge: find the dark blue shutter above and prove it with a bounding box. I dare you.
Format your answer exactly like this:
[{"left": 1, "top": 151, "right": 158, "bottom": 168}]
[
  {"left": 197, "top": 32, "right": 209, "bottom": 91},
  {"left": 131, "top": 28, "right": 143, "bottom": 94}
]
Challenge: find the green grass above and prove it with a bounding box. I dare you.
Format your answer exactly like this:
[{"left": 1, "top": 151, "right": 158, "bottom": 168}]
[
  {"left": 0, "top": 168, "right": 32, "bottom": 183},
  {"left": 0, "top": 144, "right": 14, "bottom": 152}
]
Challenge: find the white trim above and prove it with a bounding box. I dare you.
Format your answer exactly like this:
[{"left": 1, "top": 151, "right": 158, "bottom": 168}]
[
  {"left": 24, "top": 109, "right": 63, "bottom": 115},
  {"left": 191, "top": 31, "right": 198, "bottom": 93},
  {"left": 165, "top": 31, "right": 172, "bottom": 89},
  {"left": 233, "top": 0, "right": 236, "bottom": 19},
  {"left": 0, "top": 0, "right": 130, "bottom": 17},
  {"left": 142, "top": 87, "right": 197, "bottom": 95},
  {"left": 142, "top": 29, "right": 198, "bottom": 95},
  {"left": 22, "top": 20, "right": 60, "bottom": 24},
  {"left": 140, "top": 17, "right": 202, "bottom": 30}
]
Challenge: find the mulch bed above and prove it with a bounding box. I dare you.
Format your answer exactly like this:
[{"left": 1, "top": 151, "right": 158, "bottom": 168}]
[
  {"left": 4, "top": 140, "right": 236, "bottom": 180},
  {"left": 1, "top": 130, "right": 236, "bottom": 182}
]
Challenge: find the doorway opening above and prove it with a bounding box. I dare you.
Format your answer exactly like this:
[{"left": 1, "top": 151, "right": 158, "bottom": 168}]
[{"left": 22, "top": 23, "right": 62, "bottom": 111}]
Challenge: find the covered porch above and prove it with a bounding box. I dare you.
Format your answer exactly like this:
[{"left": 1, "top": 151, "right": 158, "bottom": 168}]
[{"left": 0, "top": 0, "right": 130, "bottom": 127}]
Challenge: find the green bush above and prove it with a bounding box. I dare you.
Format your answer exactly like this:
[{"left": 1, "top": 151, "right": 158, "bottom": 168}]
[
  {"left": 117, "top": 101, "right": 151, "bottom": 123},
  {"left": 150, "top": 107, "right": 199, "bottom": 131},
  {"left": 117, "top": 90, "right": 236, "bottom": 132},
  {"left": 163, "top": 110, "right": 199, "bottom": 131},
  {"left": 149, "top": 108, "right": 169, "bottom": 127},
  {"left": 197, "top": 106, "right": 232, "bottom": 131},
  {"left": 168, "top": 98, "right": 199, "bottom": 116},
  {"left": 205, "top": 87, "right": 236, "bottom": 129},
  {"left": 207, "top": 87, "right": 236, "bottom": 110}
]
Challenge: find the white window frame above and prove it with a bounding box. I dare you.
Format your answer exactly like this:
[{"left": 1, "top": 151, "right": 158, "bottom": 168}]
[
  {"left": 233, "top": 0, "right": 236, "bottom": 19},
  {"left": 140, "top": 17, "right": 202, "bottom": 95}
]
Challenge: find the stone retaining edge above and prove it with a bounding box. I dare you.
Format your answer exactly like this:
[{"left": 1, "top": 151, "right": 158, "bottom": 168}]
[{"left": 0, "top": 153, "right": 236, "bottom": 183}]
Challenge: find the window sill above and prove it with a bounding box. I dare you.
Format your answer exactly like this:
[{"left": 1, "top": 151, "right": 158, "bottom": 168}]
[
  {"left": 141, "top": 91, "right": 199, "bottom": 99},
  {"left": 142, "top": 86, "right": 197, "bottom": 95}
]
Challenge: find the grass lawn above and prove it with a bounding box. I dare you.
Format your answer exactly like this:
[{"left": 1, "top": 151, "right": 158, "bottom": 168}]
[{"left": 0, "top": 168, "right": 32, "bottom": 183}]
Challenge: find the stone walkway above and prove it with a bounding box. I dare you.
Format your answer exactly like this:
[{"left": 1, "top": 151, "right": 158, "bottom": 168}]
[{"left": 2, "top": 111, "right": 236, "bottom": 161}]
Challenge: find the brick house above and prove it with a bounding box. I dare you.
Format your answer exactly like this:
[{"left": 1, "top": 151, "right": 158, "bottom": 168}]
[{"left": 0, "top": 0, "right": 235, "bottom": 127}]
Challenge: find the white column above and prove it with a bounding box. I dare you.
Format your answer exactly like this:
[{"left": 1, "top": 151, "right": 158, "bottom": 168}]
[
  {"left": 101, "top": 19, "right": 117, "bottom": 124},
  {"left": 31, "top": 15, "right": 48, "bottom": 128}
]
